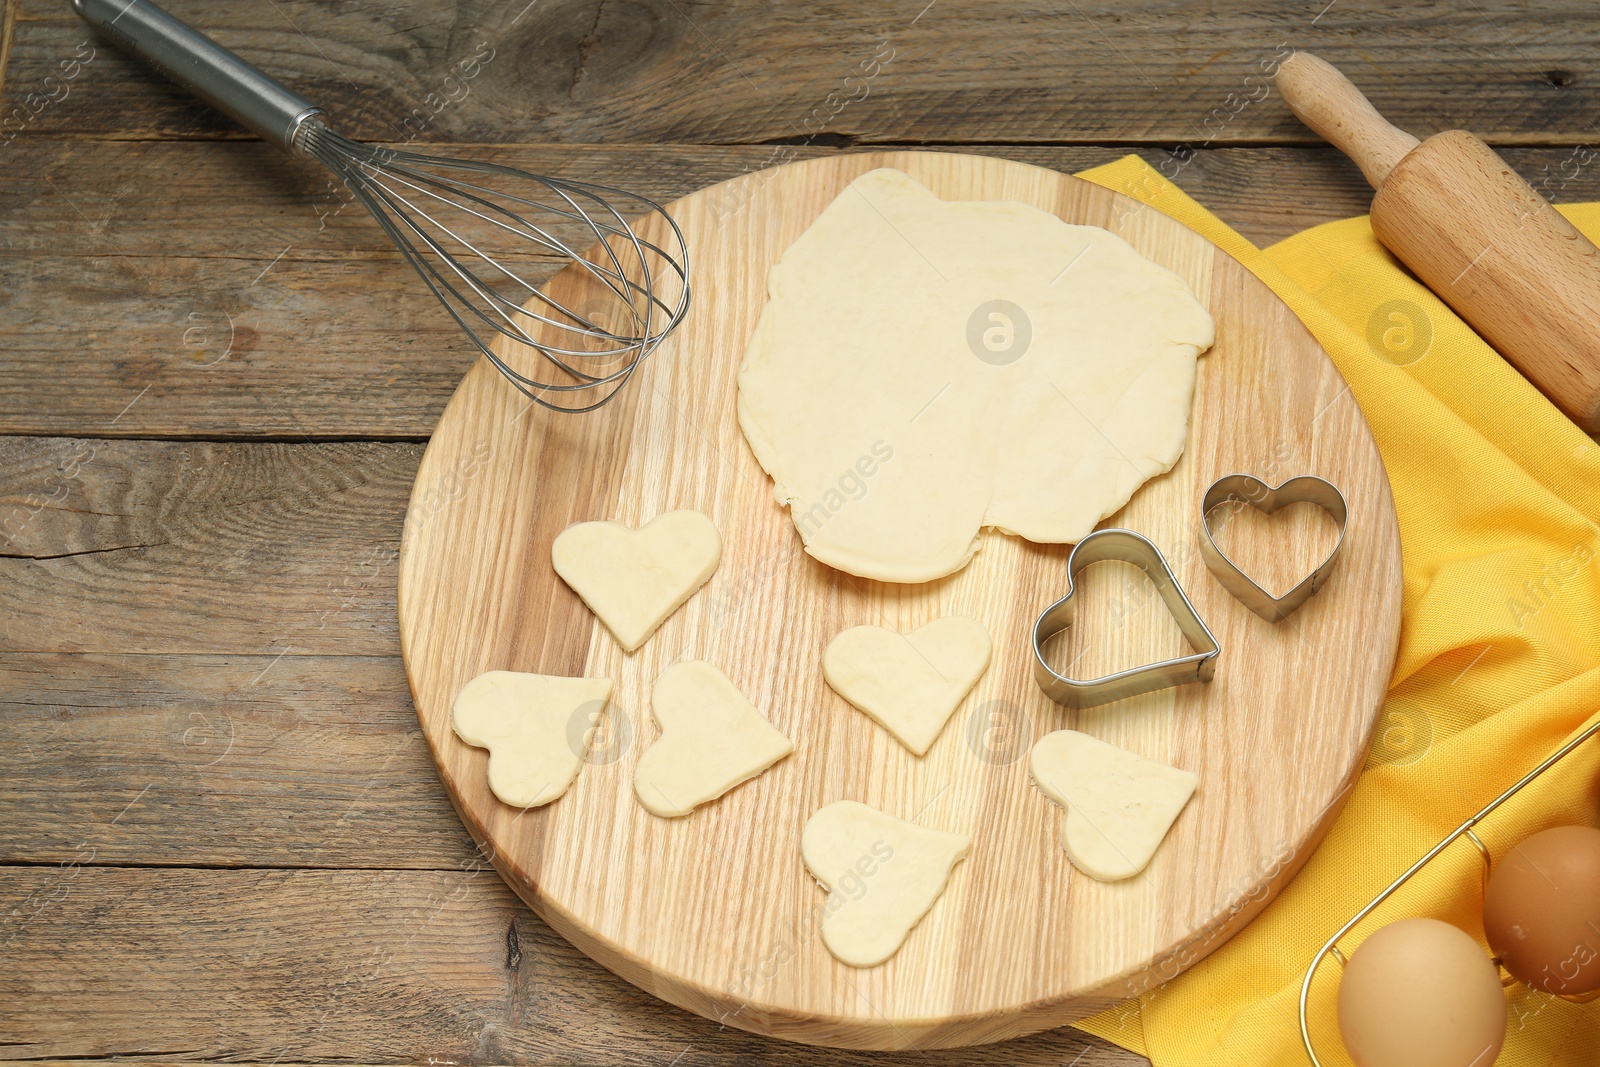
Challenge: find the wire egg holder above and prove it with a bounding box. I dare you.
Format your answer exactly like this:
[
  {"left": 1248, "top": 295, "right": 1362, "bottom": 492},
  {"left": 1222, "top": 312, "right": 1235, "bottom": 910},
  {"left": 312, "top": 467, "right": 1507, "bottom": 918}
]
[{"left": 1299, "top": 716, "right": 1600, "bottom": 1064}]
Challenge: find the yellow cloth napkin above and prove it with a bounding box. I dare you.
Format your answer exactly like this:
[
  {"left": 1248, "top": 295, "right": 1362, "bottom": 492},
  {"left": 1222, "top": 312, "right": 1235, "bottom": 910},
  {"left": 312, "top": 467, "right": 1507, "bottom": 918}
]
[{"left": 1068, "top": 157, "right": 1600, "bottom": 1066}]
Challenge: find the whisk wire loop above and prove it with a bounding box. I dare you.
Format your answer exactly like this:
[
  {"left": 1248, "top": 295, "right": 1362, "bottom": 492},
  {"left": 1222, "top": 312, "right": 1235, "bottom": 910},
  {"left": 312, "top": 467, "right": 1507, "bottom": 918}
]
[
  {"left": 300, "top": 123, "right": 690, "bottom": 411},
  {"left": 74, "top": 0, "right": 690, "bottom": 414}
]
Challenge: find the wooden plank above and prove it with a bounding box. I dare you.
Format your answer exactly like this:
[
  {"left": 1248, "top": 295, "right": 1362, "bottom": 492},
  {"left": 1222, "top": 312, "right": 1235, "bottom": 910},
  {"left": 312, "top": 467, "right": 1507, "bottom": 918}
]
[
  {"left": 0, "top": 0, "right": 17, "bottom": 104},
  {"left": 0, "top": 436, "right": 418, "bottom": 656},
  {"left": 0, "top": 251, "right": 481, "bottom": 440},
  {"left": 4, "top": 0, "right": 1596, "bottom": 146},
  {"left": 9, "top": 139, "right": 1600, "bottom": 439},
  {"left": 0, "top": 652, "right": 474, "bottom": 871},
  {"left": 0, "top": 866, "right": 1145, "bottom": 1063}
]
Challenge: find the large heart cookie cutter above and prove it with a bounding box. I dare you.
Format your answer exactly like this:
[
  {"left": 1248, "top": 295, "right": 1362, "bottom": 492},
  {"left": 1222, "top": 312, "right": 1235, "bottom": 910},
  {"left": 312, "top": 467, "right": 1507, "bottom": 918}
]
[
  {"left": 1032, "top": 529, "right": 1221, "bottom": 710},
  {"left": 1198, "top": 473, "right": 1348, "bottom": 623}
]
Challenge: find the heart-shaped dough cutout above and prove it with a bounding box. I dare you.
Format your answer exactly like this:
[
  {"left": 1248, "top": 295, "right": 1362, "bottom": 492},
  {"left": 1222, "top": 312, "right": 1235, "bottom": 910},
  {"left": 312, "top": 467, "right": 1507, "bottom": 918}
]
[
  {"left": 823, "top": 616, "right": 992, "bottom": 755},
  {"left": 634, "top": 661, "right": 793, "bottom": 817},
  {"left": 552, "top": 510, "right": 722, "bottom": 651},
  {"left": 1029, "top": 729, "right": 1197, "bottom": 881},
  {"left": 452, "top": 671, "right": 615, "bottom": 808},
  {"left": 802, "top": 800, "right": 970, "bottom": 968}
]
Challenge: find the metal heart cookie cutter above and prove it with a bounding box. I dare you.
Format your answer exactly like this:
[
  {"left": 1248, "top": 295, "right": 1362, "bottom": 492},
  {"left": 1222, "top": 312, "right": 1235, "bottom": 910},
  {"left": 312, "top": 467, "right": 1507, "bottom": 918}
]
[
  {"left": 1032, "top": 528, "right": 1221, "bottom": 710},
  {"left": 1198, "top": 473, "right": 1348, "bottom": 623}
]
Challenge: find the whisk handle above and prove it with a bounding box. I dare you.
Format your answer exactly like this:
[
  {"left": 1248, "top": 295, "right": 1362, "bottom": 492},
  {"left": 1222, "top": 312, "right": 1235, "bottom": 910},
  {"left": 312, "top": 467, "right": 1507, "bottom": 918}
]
[{"left": 74, "top": 0, "right": 323, "bottom": 156}]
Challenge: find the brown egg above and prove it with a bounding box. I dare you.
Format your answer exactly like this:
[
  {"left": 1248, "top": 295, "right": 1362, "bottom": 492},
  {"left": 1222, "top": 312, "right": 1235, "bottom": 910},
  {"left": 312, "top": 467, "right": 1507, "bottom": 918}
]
[
  {"left": 1484, "top": 824, "right": 1600, "bottom": 996},
  {"left": 1337, "top": 918, "right": 1506, "bottom": 1067}
]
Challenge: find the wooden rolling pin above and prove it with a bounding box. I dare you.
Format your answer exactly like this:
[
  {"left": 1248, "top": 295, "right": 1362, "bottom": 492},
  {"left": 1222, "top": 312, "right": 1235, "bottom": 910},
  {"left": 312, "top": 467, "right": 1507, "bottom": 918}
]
[{"left": 1276, "top": 51, "right": 1600, "bottom": 432}]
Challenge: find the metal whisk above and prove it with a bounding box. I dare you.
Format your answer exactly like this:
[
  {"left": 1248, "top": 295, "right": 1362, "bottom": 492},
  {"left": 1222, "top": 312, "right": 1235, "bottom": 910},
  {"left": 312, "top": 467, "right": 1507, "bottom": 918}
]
[{"left": 75, "top": 0, "right": 690, "bottom": 413}]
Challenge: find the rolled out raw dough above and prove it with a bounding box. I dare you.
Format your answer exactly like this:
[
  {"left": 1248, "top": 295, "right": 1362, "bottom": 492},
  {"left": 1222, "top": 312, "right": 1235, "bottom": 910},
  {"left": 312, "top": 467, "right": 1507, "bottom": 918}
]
[
  {"left": 801, "top": 800, "right": 970, "bottom": 968},
  {"left": 451, "top": 671, "right": 615, "bottom": 809},
  {"left": 634, "top": 661, "right": 793, "bottom": 817},
  {"left": 551, "top": 510, "right": 721, "bottom": 651},
  {"left": 1029, "top": 729, "right": 1198, "bottom": 881},
  {"left": 738, "top": 168, "right": 1215, "bottom": 583},
  {"left": 823, "top": 616, "right": 992, "bottom": 755}
]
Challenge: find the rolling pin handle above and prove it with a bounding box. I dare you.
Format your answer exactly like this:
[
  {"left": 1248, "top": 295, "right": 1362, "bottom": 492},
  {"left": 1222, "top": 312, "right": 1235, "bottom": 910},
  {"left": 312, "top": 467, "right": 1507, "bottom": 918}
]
[{"left": 1277, "top": 51, "right": 1420, "bottom": 189}]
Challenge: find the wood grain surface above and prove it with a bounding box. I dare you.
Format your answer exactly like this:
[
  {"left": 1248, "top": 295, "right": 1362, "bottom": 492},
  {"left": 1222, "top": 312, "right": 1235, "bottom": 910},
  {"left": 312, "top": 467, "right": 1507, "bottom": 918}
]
[
  {"left": 6, "top": 0, "right": 1597, "bottom": 146},
  {"left": 398, "top": 151, "right": 1401, "bottom": 1048},
  {"left": 0, "top": 871, "right": 1143, "bottom": 1066},
  {"left": 1, "top": 1, "right": 1586, "bottom": 1062}
]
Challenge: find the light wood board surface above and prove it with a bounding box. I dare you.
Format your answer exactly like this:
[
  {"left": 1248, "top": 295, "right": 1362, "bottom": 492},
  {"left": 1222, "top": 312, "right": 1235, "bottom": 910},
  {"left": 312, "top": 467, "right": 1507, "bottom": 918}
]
[{"left": 397, "top": 150, "right": 1401, "bottom": 1049}]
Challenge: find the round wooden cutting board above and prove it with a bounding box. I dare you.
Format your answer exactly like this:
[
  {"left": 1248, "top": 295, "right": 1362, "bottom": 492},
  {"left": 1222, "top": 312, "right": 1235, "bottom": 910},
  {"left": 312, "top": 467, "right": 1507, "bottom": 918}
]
[{"left": 397, "top": 151, "right": 1402, "bottom": 1049}]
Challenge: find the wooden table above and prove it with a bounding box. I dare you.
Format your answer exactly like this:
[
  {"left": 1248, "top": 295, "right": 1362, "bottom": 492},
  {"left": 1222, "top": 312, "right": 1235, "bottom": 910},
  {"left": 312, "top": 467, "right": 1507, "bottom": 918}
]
[{"left": 2, "top": 2, "right": 1594, "bottom": 1063}]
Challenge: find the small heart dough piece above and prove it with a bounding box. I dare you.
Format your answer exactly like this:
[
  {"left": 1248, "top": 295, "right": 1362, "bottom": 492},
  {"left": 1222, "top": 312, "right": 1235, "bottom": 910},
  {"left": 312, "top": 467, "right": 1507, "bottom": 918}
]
[
  {"left": 801, "top": 800, "right": 970, "bottom": 968},
  {"left": 552, "top": 510, "right": 722, "bottom": 651},
  {"left": 1029, "top": 729, "right": 1197, "bottom": 882},
  {"left": 452, "top": 670, "right": 615, "bottom": 808},
  {"left": 823, "top": 616, "right": 992, "bottom": 755},
  {"left": 634, "top": 661, "right": 793, "bottom": 817}
]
